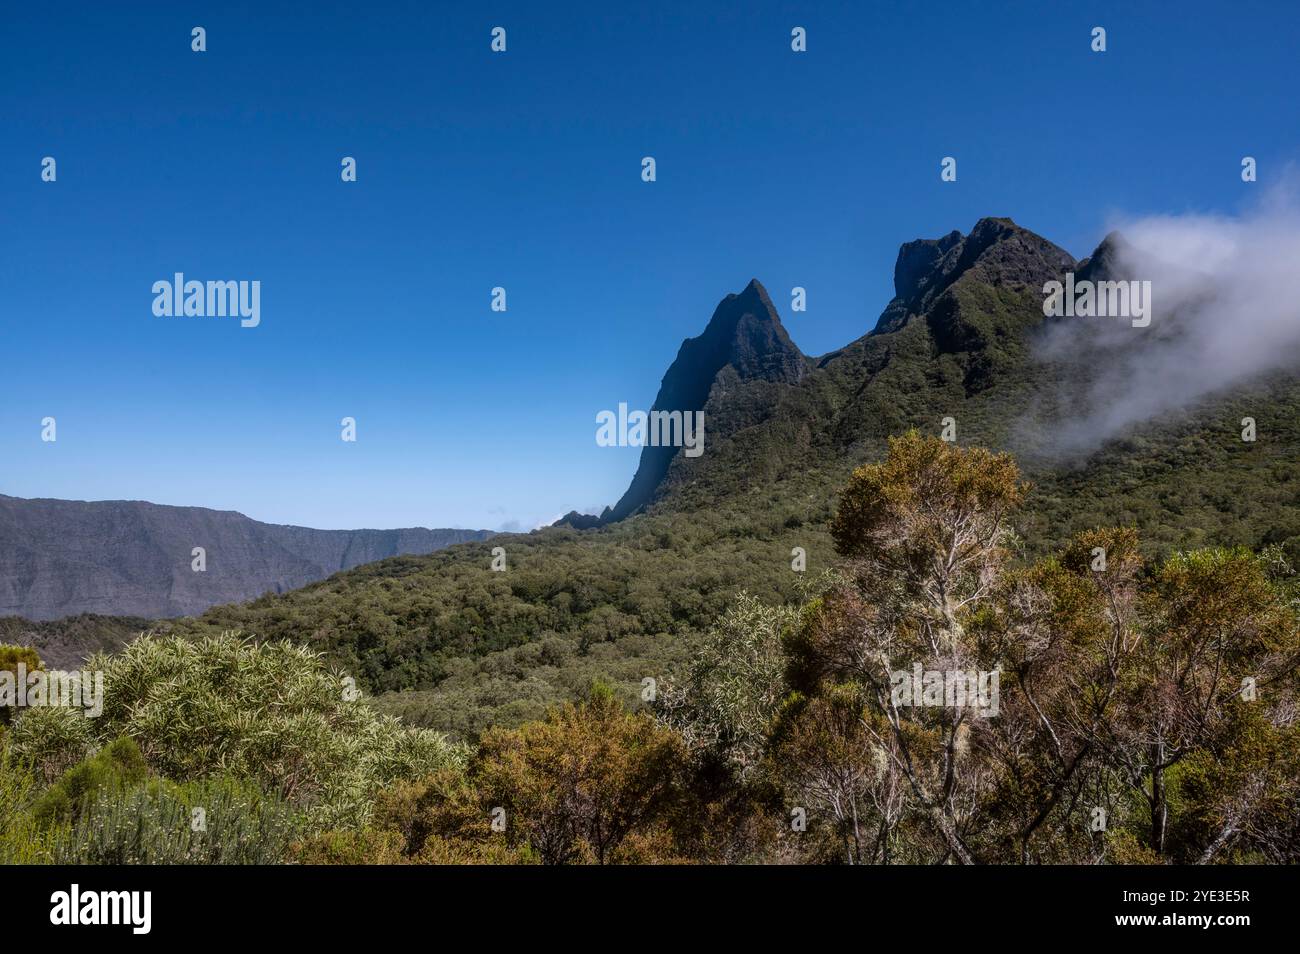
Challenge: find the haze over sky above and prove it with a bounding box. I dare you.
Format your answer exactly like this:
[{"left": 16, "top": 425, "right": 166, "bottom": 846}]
[{"left": 3, "top": 0, "right": 1297, "bottom": 530}]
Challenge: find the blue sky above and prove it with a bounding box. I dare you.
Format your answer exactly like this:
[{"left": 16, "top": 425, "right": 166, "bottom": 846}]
[{"left": 2, "top": 0, "right": 1296, "bottom": 530}]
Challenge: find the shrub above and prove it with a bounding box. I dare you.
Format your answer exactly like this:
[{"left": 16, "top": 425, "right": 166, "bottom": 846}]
[
  {"left": 22, "top": 632, "right": 473, "bottom": 829},
  {"left": 0, "top": 644, "right": 43, "bottom": 727},
  {"left": 55, "top": 776, "right": 303, "bottom": 865},
  {"left": 657, "top": 592, "right": 795, "bottom": 778},
  {"left": 6, "top": 704, "right": 94, "bottom": 783},
  {"left": 32, "top": 736, "right": 147, "bottom": 826},
  {"left": 0, "top": 734, "right": 58, "bottom": 864}
]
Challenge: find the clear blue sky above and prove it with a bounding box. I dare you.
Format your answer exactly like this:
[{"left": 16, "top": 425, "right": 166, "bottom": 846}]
[{"left": 2, "top": 0, "right": 1296, "bottom": 530}]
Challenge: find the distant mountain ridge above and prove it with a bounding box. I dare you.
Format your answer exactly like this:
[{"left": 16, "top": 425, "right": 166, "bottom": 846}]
[{"left": 0, "top": 494, "right": 492, "bottom": 620}]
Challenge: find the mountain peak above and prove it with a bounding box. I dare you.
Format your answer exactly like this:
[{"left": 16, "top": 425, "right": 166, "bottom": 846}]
[
  {"left": 715, "top": 277, "right": 775, "bottom": 321},
  {"left": 570, "top": 220, "right": 1082, "bottom": 529},
  {"left": 971, "top": 215, "right": 1019, "bottom": 232},
  {"left": 894, "top": 230, "right": 963, "bottom": 300},
  {"left": 581, "top": 280, "right": 808, "bottom": 525},
  {"left": 699, "top": 278, "right": 804, "bottom": 382},
  {"left": 1076, "top": 230, "right": 1132, "bottom": 282},
  {"left": 874, "top": 217, "right": 1076, "bottom": 334}
]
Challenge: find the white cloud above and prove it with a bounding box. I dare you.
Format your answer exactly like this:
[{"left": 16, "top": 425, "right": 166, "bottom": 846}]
[{"left": 1033, "top": 177, "right": 1300, "bottom": 455}]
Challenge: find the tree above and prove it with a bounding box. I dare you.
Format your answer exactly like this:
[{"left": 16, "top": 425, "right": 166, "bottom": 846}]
[
  {"left": 829, "top": 430, "right": 1026, "bottom": 653},
  {"left": 475, "top": 685, "right": 689, "bottom": 864},
  {"left": 657, "top": 592, "right": 794, "bottom": 778},
  {"left": 782, "top": 433, "right": 1300, "bottom": 863},
  {"left": 974, "top": 527, "right": 1144, "bottom": 863},
  {"left": 1107, "top": 547, "right": 1299, "bottom": 857},
  {"left": 790, "top": 432, "right": 1025, "bottom": 863},
  {"left": 768, "top": 685, "right": 905, "bottom": 863}
]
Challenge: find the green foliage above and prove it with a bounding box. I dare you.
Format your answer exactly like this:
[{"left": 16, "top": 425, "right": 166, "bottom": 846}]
[
  {"left": 0, "top": 643, "right": 43, "bottom": 727},
  {"left": 291, "top": 766, "right": 542, "bottom": 863},
  {"left": 657, "top": 592, "right": 796, "bottom": 777},
  {"left": 6, "top": 703, "right": 94, "bottom": 783},
  {"left": 86, "top": 632, "right": 466, "bottom": 828},
  {"left": 0, "top": 643, "right": 42, "bottom": 672},
  {"left": 319, "top": 691, "right": 701, "bottom": 864},
  {"left": 55, "top": 776, "right": 302, "bottom": 865},
  {"left": 33, "top": 736, "right": 147, "bottom": 826},
  {"left": 767, "top": 684, "right": 905, "bottom": 863},
  {"left": 830, "top": 430, "right": 1026, "bottom": 561},
  {"left": 0, "top": 734, "right": 59, "bottom": 864},
  {"left": 18, "top": 430, "right": 1290, "bottom": 866},
  {"left": 472, "top": 687, "right": 692, "bottom": 864},
  {"left": 769, "top": 437, "right": 1300, "bottom": 864},
  {"left": 153, "top": 514, "right": 813, "bottom": 741},
  {"left": 290, "top": 828, "right": 408, "bottom": 865},
  {"left": 313, "top": 684, "right": 787, "bottom": 865},
  {"left": 8, "top": 632, "right": 465, "bottom": 831}
]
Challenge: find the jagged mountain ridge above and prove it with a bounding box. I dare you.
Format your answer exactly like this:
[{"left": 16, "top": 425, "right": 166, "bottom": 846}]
[
  {"left": 0, "top": 494, "right": 492, "bottom": 620},
  {"left": 562, "top": 215, "right": 1300, "bottom": 546},
  {"left": 571, "top": 217, "right": 1092, "bottom": 524}
]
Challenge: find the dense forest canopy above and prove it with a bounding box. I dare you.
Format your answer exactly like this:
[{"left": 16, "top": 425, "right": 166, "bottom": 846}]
[{"left": 5, "top": 435, "right": 1297, "bottom": 864}]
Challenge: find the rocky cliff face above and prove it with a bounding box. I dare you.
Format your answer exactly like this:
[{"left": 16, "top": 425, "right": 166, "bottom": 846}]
[
  {"left": 0, "top": 495, "right": 492, "bottom": 620},
  {"left": 593, "top": 278, "right": 808, "bottom": 524},
  {"left": 1074, "top": 230, "right": 1131, "bottom": 283},
  {"left": 873, "top": 217, "right": 1078, "bottom": 335}
]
